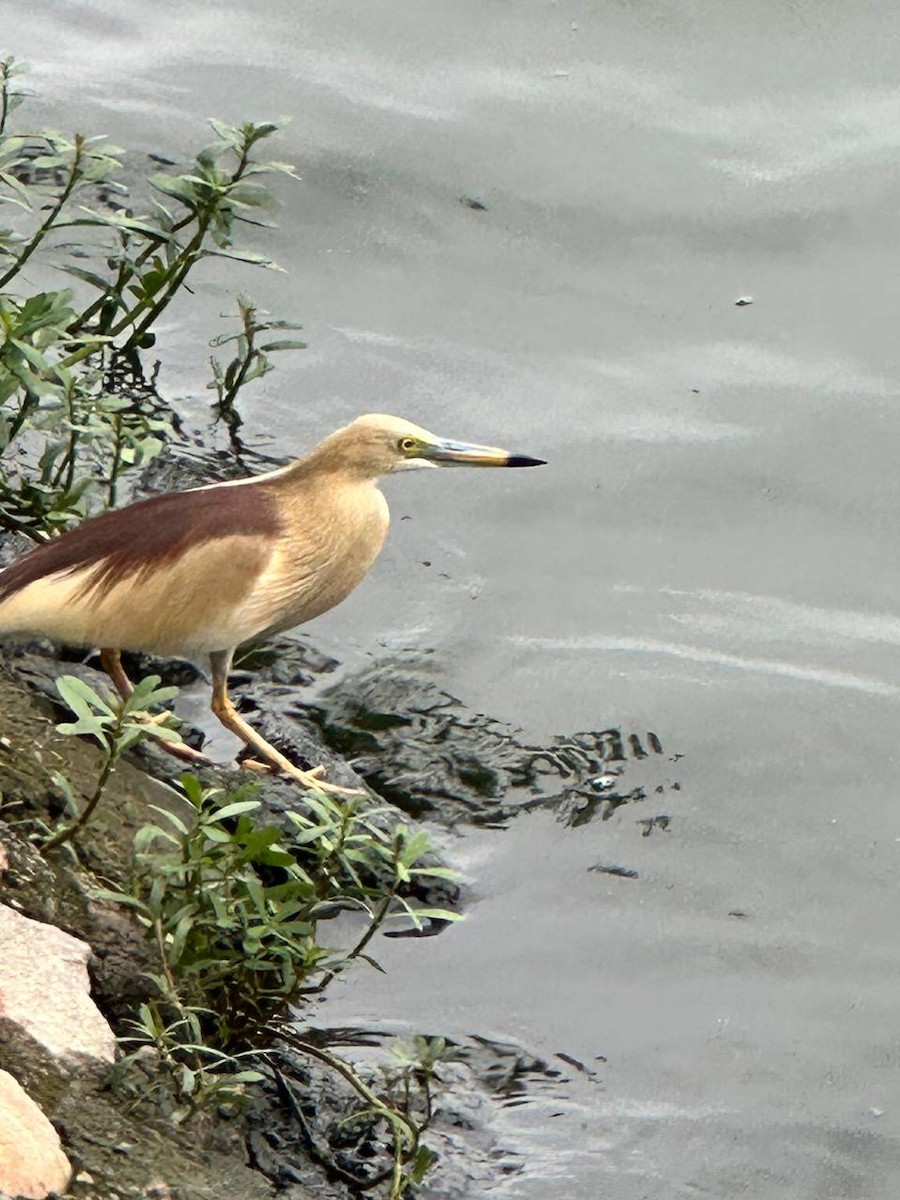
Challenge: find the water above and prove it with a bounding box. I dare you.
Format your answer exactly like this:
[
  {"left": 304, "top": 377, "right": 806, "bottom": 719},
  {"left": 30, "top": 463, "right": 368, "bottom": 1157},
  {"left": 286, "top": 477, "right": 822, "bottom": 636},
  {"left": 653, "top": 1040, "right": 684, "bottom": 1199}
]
[{"left": 7, "top": 2, "right": 900, "bottom": 1194}]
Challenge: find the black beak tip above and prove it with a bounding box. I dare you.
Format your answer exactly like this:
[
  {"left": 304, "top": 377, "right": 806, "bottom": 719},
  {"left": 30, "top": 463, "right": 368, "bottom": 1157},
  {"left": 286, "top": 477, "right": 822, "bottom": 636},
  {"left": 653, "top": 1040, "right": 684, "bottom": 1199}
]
[{"left": 506, "top": 454, "right": 547, "bottom": 468}]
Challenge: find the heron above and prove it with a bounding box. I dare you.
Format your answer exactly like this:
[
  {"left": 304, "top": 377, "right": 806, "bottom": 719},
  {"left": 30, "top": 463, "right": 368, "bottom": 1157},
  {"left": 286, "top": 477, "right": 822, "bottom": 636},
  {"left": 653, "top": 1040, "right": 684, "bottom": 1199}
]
[{"left": 0, "top": 414, "right": 544, "bottom": 790}]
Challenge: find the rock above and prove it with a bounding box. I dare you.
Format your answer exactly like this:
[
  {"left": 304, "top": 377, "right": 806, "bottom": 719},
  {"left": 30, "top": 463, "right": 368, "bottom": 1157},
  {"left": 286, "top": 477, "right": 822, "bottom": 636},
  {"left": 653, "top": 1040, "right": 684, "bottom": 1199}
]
[
  {"left": 289, "top": 653, "right": 676, "bottom": 827},
  {"left": 0, "top": 1069, "right": 71, "bottom": 1199},
  {"left": 0, "top": 904, "right": 115, "bottom": 1066}
]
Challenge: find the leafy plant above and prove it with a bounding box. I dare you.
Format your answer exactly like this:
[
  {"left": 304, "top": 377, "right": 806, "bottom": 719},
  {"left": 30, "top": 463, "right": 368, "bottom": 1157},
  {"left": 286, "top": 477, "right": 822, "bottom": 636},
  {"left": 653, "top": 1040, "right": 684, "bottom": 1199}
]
[
  {"left": 116, "top": 1005, "right": 265, "bottom": 1123},
  {"left": 44, "top": 673, "right": 183, "bottom": 849},
  {"left": 209, "top": 295, "right": 306, "bottom": 447},
  {"left": 104, "top": 776, "right": 460, "bottom": 1192},
  {"left": 275, "top": 1027, "right": 452, "bottom": 1198},
  {"left": 109, "top": 776, "right": 460, "bottom": 1049}
]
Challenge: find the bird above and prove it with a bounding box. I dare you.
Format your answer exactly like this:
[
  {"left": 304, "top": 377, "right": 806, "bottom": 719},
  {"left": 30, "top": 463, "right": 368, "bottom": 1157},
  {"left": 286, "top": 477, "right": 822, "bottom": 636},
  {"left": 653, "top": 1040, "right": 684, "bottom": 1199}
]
[{"left": 0, "top": 413, "right": 545, "bottom": 791}]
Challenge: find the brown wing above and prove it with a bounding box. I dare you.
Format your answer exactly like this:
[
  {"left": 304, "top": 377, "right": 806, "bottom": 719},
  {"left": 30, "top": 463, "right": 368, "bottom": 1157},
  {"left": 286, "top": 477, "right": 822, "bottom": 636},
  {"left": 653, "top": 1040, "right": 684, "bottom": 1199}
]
[{"left": 0, "top": 480, "right": 282, "bottom": 604}]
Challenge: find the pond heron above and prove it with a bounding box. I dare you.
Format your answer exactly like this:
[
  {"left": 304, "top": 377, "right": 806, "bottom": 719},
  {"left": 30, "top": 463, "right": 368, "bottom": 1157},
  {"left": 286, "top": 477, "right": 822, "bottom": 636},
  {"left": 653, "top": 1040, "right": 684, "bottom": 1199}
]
[{"left": 0, "top": 414, "right": 544, "bottom": 790}]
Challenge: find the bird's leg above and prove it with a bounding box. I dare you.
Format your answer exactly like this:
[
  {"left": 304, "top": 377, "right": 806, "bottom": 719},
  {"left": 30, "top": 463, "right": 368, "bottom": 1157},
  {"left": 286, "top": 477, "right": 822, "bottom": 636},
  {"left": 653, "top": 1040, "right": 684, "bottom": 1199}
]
[
  {"left": 99, "top": 648, "right": 133, "bottom": 700},
  {"left": 98, "top": 648, "right": 212, "bottom": 766},
  {"left": 208, "top": 650, "right": 360, "bottom": 795}
]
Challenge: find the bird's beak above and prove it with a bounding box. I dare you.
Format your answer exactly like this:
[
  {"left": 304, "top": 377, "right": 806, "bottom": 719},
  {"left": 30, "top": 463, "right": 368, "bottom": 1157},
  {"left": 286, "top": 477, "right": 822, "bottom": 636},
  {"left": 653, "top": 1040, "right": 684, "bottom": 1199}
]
[{"left": 423, "top": 438, "right": 546, "bottom": 468}]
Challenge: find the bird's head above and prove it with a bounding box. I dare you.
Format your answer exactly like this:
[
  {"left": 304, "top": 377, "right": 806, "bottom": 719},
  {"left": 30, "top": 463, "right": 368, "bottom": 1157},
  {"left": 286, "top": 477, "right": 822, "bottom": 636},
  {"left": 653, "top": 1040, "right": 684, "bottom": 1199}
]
[{"left": 316, "top": 413, "right": 545, "bottom": 479}]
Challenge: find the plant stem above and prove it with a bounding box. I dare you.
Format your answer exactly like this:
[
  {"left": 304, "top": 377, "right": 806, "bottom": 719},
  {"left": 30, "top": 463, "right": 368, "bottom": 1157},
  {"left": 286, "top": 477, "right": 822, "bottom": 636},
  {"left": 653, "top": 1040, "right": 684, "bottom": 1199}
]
[
  {"left": 154, "top": 917, "right": 181, "bottom": 1000},
  {"left": 56, "top": 219, "right": 211, "bottom": 372},
  {"left": 107, "top": 408, "right": 124, "bottom": 507},
  {"left": 0, "top": 138, "right": 84, "bottom": 290},
  {"left": 214, "top": 326, "right": 254, "bottom": 446},
  {"left": 276, "top": 1031, "right": 420, "bottom": 1150},
  {"left": 43, "top": 743, "right": 117, "bottom": 850},
  {"left": 0, "top": 63, "right": 11, "bottom": 138},
  {"left": 67, "top": 135, "right": 257, "bottom": 350},
  {"left": 5, "top": 387, "right": 40, "bottom": 441}
]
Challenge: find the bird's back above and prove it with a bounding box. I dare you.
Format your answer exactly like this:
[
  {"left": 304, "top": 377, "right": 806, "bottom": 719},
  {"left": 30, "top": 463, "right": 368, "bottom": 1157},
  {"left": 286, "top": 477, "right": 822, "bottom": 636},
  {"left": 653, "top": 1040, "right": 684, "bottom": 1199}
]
[
  {"left": 0, "top": 482, "right": 283, "bottom": 655},
  {"left": 0, "top": 483, "right": 280, "bottom": 604}
]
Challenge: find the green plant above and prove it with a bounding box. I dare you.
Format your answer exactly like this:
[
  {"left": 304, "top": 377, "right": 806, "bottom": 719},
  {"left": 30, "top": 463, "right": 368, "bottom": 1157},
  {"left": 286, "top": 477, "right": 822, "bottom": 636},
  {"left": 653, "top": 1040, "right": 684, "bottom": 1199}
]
[
  {"left": 104, "top": 777, "right": 459, "bottom": 1190},
  {"left": 44, "top": 673, "right": 183, "bottom": 849},
  {"left": 112, "top": 776, "right": 459, "bottom": 1048},
  {"left": 209, "top": 295, "right": 306, "bottom": 447},
  {"left": 0, "top": 56, "right": 304, "bottom": 542},
  {"left": 116, "top": 1005, "right": 265, "bottom": 1122}
]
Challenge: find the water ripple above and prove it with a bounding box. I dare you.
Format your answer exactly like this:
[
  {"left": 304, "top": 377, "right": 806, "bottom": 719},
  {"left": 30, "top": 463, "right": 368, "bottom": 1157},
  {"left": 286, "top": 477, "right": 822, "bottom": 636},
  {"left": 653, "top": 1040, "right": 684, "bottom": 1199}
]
[{"left": 512, "top": 634, "right": 900, "bottom": 699}]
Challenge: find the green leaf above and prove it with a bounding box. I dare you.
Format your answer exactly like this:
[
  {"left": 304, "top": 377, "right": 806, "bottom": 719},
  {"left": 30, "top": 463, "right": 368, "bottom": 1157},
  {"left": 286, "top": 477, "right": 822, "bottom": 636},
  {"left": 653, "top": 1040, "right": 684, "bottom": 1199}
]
[
  {"left": 124, "top": 673, "right": 179, "bottom": 711},
  {"left": 409, "top": 865, "right": 463, "bottom": 881},
  {"left": 258, "top": 339, "right": 307, "bottom": 352},
  {"left": 398, "top": 829, "right": 433, "bottom": 866},
  {"left": 147, "top": 804, "right": 191, "bottom": 834},
  {"left": 211, "top": 799, "right": 261, "bottom": 821},
  {"left": 224, "top": 1069, "right": 265, "bottom": 1084},
  {"left": 179, "top": 774, "right": 206, "bottom": 805},
  {"left": 48, "top": 770, "right": 77, "bottom": 809},
  {"left": 149, "top": 173, "right": 199, "bottom": 203},
  {"left": 207, "top": 118, "right": 240, "bottom": 144},
  {"left": 120, "top": 719, "right": 181, "bottom": 747},
  {"left": 58, "top": 263, "right": 112, "bottom": 290},
  {"left": 386, "top": 906, "right": 463, "bottom": 925},
  {"left": 200, "top": 248, "right": 284, "bottom": 271},
  {"left": 73, "top": 207, "right": 174, "bottom": 239},
  {"left": 92, "top": 889, "right": 154, "bottom": 919},
  {"left": 56, "top": 674, "right": 115, "bottom": 718},
  {"left": 202, "top": 825, "right": 233, "bottom": 844}
]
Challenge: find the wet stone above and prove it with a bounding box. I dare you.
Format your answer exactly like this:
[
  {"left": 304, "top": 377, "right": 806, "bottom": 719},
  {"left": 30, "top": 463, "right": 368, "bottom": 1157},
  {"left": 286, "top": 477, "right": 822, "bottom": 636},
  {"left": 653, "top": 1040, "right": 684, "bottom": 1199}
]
[{"left": 257, "top": 652, "right": 681, "bottom": 828}]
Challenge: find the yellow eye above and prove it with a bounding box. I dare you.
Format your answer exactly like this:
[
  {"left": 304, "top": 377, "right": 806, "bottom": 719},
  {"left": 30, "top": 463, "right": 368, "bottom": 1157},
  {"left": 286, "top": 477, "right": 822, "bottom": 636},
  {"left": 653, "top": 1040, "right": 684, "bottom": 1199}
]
[{"left": 399, "top": 437, "right": 417, "bottom": 453}]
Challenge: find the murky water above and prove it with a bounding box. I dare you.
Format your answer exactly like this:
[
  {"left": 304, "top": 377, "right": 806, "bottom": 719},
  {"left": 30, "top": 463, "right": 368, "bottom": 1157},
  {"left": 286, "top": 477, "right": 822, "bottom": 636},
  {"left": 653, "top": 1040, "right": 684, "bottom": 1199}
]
[{"left": 8, "top": 1, "right": 900, "bottom": 1194}]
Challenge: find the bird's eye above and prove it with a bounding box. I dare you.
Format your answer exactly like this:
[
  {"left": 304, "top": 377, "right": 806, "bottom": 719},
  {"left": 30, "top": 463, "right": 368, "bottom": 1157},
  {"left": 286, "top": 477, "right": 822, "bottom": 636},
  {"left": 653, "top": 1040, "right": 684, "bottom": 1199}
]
[{"left": 399, "top": 437, "right": 417, "bottom": 453}]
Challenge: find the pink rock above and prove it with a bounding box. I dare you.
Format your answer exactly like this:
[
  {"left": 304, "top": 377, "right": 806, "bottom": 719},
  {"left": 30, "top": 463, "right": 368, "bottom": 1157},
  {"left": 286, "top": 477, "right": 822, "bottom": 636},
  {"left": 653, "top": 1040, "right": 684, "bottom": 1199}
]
[
  {"left": 0, "top": 904, "right": 115, "bottom": 1066},
  {"left": 0, "top": 1069, "right": 71, "bottom": 1199}
]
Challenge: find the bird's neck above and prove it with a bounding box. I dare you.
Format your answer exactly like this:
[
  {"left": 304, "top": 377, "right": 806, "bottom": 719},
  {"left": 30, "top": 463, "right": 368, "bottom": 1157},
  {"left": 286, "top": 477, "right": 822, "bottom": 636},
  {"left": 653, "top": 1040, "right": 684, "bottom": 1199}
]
[
  {"left": 275, "top": 449, "right": 380, "bottom": 488},
  {"left": 269, "top": 459, "right": 386, "bottom": 528},
  {"left": 269, "top": 464, "right": 390, "bottom": 603}
]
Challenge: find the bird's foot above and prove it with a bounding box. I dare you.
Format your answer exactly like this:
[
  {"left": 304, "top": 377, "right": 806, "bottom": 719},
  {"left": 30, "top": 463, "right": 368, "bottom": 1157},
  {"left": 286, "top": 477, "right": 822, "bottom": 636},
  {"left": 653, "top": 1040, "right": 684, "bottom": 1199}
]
[
  {"left": 238, "top": 754, "right": 360, "bottom": 794},
  {"left": 240, "top": 757, "right": 274, "bottom": 774},
  {"left": 138, "top": 710, "right": 177, "bottom": 730},
  {"left": 131, "top": 710, "right": 214, "bottom": 765},
  {"left": 153, "top": 734, "right": 214, "bottom": 766},
  {"left": 283, "top": 760, "right": 362, "bottom": 795}
]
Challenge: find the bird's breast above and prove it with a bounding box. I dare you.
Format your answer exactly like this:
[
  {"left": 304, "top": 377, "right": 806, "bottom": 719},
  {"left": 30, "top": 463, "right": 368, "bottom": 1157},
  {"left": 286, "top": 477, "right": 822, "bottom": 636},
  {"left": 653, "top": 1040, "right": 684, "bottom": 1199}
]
[{"left": 249, "top": 480, "right": 390, "bottom": 639}]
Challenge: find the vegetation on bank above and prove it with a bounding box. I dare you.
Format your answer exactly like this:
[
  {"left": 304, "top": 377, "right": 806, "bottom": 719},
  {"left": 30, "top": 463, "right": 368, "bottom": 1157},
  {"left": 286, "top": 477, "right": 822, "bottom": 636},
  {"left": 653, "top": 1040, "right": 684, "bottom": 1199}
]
[{"left": 0, "top": 55, "right": 457, "bottom": 1196}]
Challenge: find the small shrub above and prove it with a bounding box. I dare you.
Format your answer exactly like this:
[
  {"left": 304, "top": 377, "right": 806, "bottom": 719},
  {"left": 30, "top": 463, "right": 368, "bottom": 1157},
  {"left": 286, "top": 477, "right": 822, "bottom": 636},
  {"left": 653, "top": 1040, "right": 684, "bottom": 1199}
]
[
  {"left": 109, "top": 774, "right": 459, "bottom": 1049},
  {"left": 107, "top": 777, "right": 461, "bottom": 1195}
]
